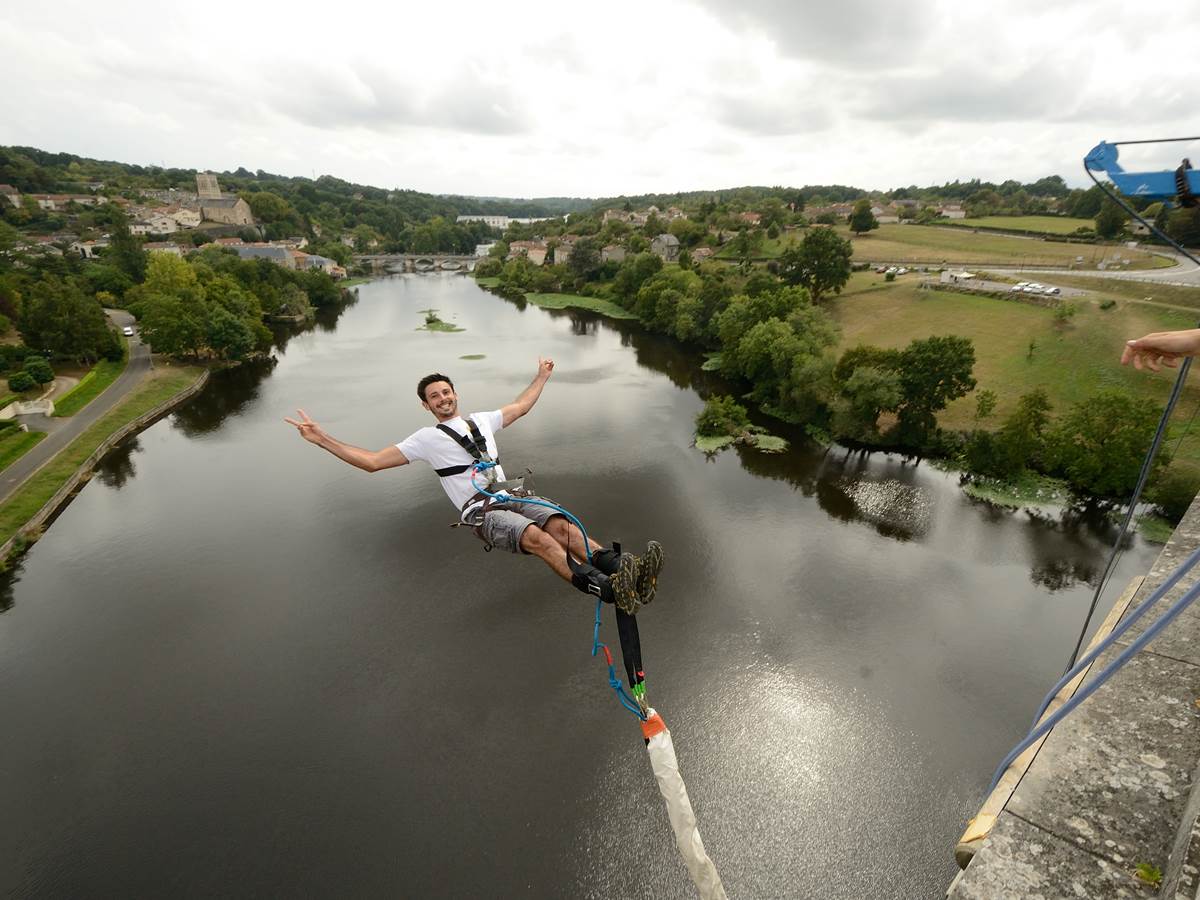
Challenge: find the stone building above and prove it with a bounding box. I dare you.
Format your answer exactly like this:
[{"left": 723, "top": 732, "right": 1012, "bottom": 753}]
[
  {"left": 200, "top": 197, "right": 254, "bottom": 226},
  {"left": 650, "top": 233, "right": 680, "bottom": 262},
  {"left": 196, "top": 173, "right": 222, "bottom": 200}
]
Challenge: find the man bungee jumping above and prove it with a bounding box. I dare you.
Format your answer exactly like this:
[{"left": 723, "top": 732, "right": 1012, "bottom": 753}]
[{"left": 284, "top": 357, "right": 664, "bottom": 613}]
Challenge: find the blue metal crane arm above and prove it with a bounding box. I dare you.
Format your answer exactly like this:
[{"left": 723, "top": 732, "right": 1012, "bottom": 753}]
[{"left": 1085, "top": 140, "right": 1200, "bottom": 199}]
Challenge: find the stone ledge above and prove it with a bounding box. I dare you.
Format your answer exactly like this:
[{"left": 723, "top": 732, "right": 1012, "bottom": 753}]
[{"left": 950, "top": 493, "right": 1200, "bottom": 898}]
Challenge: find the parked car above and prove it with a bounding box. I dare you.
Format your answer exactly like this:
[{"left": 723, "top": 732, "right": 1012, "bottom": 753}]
[
  {"left": 1015, "top": 281, "right": 1030, "bottom": 288},
  {"left": 875, "top": 265, "right": 887, "bottom": 274},
  {"left": 122, "top": 326, "right": 134, "bottom": 336},
  {"left": 1044, "top": 287, "right": 1061, "bottom": 295},
  {"left": 1010, "top": 285, "right": 1025, "bottom": 293},
  {"left": 896, "top": 267, "right": 909, "bottom": 275}
]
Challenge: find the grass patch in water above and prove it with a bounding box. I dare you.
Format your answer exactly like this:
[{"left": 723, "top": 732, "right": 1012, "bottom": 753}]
[
  {"left": 701, "top": 352, "right": 723, "bottom": 372},
  {"left": 474, "top": 276, "right": 501, "bottom": 287},
  {"left": 459, "top": 354, "right": 486, "bottom": 360},
  {"left": 417, "top": 309, "right": 465, "bottom": 332},
  {"left": 745, "top": 433, "right": 788, "bottom": 453},
  {"left": 523, "top": 292, "right": 638, "bottom": 320},
  {"left": 961, "top": 471, "right": 1069, "bottom": 507},
  {"left": 1137, "top": 514, "right": 1175, "bottom": 544},
  {"left": 695, "top": 434, "right": 735, "bottom": 453}
]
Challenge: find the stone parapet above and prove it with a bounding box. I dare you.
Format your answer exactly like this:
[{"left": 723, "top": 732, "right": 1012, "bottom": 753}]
[{"left": 949, "top": 494, "right": 1200, "bottom": 899}]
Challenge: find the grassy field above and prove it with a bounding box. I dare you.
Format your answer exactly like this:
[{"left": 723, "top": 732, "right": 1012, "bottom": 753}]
[
  {"left": 0, "top": 430, "right": 45, "bottom": 472},
  {"left": 53, "top": 357, "right": 126, "bottom": 416},
  {"left": 524, "top": 292, "right": 639, "bottom": 319},
  {"left": 949, "top": 216, "right": 1097, "bottom": 235},
  {"left": 0, "top": 366, "right": 204, "bottom": 551},
  {"left": 840, "top": 224, "right": 1170, "bottom": 268},
  {"left": 827, "top": 273, "right": 1200, "bottom": 465}
]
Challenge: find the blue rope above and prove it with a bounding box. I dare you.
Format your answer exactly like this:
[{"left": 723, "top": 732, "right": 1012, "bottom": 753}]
[
  {"left": 470, "top": 463, "right": 647, "bottom": 721},
  {"left": 988, "top": 549, "right": 1200, "bottom": 793},
  {"left": 1029, "top": 545, "right": 1200, "bottom": 732}
]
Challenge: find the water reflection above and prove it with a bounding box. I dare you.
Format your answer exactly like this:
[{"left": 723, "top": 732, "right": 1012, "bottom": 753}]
[
  {"left": 0, "top": 557, "right": 19, "bottom": 613},
  {"left": 170, "top": 357, "right": 277, "bottom": 437},
  {"left": 94, "top": 436, "right": 140, "bottom": 489}
]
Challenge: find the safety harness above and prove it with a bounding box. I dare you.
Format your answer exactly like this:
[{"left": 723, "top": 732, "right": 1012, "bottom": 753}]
[{"left": 437, "top": 416, "right": 535, "bottom": 546}]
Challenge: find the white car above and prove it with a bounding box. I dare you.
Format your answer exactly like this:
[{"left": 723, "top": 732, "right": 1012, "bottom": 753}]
[
  {"left": 122, "top": 326, "right": 134, "bottom": 337},
  {"left": 896, "top": 267, "right": 909, "bottom": 275},
  {"left": 1027, "top": 282, "right": 1044, "bottom": 290},
  {"left": 1015, "top": 281, "right": 1030, "bottom": 288},
  {"left": 1044, "top": 287, "right": 1061, "bottom": 295},
  {"left": 1010, "top": 285, "right": 1025, "bottom": 292}
]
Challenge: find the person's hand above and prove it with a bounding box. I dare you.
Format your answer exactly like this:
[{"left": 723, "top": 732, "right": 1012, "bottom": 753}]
[
  {"left": 538, "top": 356, "right": 555, "bottom": 380},
  {"left": 1121, "top": 329, "right": 1200, "bottom": 371},
  {"left": 284, "top": 409, "right": 326, "bottom": 444}
]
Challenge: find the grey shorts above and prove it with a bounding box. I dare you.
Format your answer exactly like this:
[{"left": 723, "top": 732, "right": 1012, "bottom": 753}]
[{"left": 471, "top": 495, "right": 561, "bottom": 554}]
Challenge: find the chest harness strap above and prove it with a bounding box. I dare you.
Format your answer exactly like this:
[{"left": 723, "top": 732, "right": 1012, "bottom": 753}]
[{"left": 434, "top": 418, "right": 495, "bottom": 476}]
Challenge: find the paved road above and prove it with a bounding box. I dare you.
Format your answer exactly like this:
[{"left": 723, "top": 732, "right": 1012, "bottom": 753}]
[
  {"left": 0, "top": 310, "right": 151, "bottom": 504},
  {"left": 986, "top": 249, "right": 1200, "bottom": 286}
]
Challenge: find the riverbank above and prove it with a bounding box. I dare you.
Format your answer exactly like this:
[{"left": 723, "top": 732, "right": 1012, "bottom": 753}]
[{"left": 0, "top": 364, "right": 207, "bottom": 567}]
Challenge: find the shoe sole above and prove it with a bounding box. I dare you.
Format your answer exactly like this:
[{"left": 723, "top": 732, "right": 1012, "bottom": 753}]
[
  {"left": 636, "top": 541, "right": 664, "bottom": 609},
  {"left": 611, "top": 553, "right": 640, "bottom": 615}
]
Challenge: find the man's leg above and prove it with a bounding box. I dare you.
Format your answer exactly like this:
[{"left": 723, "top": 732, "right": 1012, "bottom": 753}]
[
  {"left": 542, "top": 514, "right": 664, "bottom": 611},
  {"left": 542, "top": 514, "right": 601, "bottom": 562},
  {"left": 517, "top": 521, "right": 639, "bottom": 608}
]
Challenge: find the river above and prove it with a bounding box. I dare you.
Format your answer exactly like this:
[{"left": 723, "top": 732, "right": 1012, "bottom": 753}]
[{"left": 0, "top": 274, "right": 1158, "bottom": 899}]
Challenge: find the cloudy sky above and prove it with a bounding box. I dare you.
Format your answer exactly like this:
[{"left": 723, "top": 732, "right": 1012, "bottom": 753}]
[{"left": 2, "top": 1, "right": 1196, "bottom": 199}]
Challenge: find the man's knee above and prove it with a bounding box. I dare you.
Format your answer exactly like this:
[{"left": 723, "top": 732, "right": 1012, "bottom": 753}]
[
  {"left": 542, "top": 514, "right": 569, "bottom": 541},
  {"left": 519, "top": 523, "right": 556, "bottom": 555}
]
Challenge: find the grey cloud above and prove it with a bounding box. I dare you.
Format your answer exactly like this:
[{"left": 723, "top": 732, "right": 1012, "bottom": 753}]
[
  {"left": 695, "top": 0, "right": 931, "bottom": 65},
  {"left": 857, "top": 64, "right": 1074, "bottom": 124},
  {"left": 270, "top": 63, "right": 531, "bottom": 136},
  {"left": 714, "top": 93, "right": 834, "bottom": 136}
]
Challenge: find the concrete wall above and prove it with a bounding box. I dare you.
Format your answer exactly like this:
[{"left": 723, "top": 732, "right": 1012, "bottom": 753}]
[{"left": 949, "top": 494, "right": 1200, "bottom": 898}]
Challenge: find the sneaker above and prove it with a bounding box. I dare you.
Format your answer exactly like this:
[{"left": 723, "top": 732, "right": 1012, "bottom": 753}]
[
  {"left": 636, "top": 541, "right": 664, "bottom": 608},
  {"left": 609, "top": 552, "right": 641, "bottom": 614}
]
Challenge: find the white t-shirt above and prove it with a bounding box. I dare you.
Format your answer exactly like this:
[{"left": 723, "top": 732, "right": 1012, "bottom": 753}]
[{"left": 396, "top": 410, "right": 506, "bottom": 513}]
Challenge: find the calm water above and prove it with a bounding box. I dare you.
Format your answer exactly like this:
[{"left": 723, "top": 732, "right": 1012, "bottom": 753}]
[{"left": 0, "top": 275, "right": 1157, "bottom": 899}]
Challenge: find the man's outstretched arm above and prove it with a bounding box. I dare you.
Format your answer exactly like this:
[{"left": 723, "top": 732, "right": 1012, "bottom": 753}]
[
  {"left": 284, "top": 409, "right": 409, "bottom": 472},
  {"left": 501, "top": 357, "right": 554, "bottom": 427}
]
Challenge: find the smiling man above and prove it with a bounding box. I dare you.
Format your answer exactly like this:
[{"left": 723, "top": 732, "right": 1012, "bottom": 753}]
[{"left": 285, "top": 357, "right": 663, "bottom": 613}]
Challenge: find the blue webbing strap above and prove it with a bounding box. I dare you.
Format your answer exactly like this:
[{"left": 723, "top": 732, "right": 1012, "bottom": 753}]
[{"left": 988, "top": 547, "right": 1200, "bottom": 793}]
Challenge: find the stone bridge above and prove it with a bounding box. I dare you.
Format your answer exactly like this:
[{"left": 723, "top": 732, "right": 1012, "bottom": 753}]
[{"left": 353, "top": 254, "right": 478, "bottom": 274}]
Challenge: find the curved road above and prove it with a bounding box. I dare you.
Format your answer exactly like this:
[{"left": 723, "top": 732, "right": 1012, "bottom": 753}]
[
  {"left": 0, "top": 310, "right": 151, "bottom": 505},
  {"left": 986, "top": 248, "right": 1200, "bottom": 286}
]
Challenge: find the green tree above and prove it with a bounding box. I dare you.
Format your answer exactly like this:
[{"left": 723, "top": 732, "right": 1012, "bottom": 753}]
[
  {"left": 567, "top": 237, "right": 602, "bottom": 281},
  {"left": 895, "top": 335, "right": 977, "bottom": 446},
  {"left": 831, "top": 365, "right": 903, "bottom": 441},
  {"left": 777, "top": 227, "right": 853, "bottom": 302},
  {"left": 137, "top": 293, "right": 207, "bottom": 357},
  {"left": 848, "top": 199, "right": 878, "bottom": 235},
  {"left": 1049, "top": 390, "right": 1163, "bottom": 496},
  {"left": 22, "top": 355, "right": 54, "bottom": 385},
  {"left": 19, "top": 277, "right": 117, "bottom": 362},
  {"left": 974, "top": 389, "right": 998, "bottom": 422},
  {"left": 8, "top": 371, "right": 35, "bottom": 393},
  {"left": 988, "top": 389, "right": 1053, "bottom": 477},
  {"left": 1094, "top": 199, "right": 1127, "bottom": 239},
  {"left": 612, "top": 252, "right": 663, "bottom": 306},
  {"left": 696, "top": 395, "right": 750, "bottom": 437},
  {"left": 107, "top": 210, "right": 147, "bottom": 284}
]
